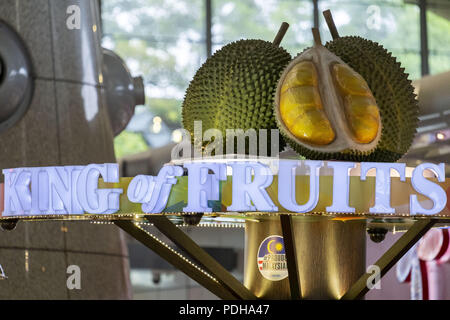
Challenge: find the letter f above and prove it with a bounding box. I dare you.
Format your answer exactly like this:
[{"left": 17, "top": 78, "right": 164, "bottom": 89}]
[{"left": 141, "top": 166, "right": 183, "bottom": 213}]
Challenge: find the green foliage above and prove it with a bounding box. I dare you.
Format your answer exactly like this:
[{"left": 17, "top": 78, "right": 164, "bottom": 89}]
[
  {"left": 148, "top": 98, "right": 182, "bottom": 129},
  {"left": 428, "top": 10, "right": 450, "bottom": 74},
  {"left": 318, "top": 1, "right": 422, "bottom": 79},
  {"left": 114, "top": 131, "right": 149, "bottom": 159},
  {"left": 213, "top": 0, "right": 314, "bottom": 54},
  {"left": 102, "top": 0, "right": 205, "bottom": 96}
]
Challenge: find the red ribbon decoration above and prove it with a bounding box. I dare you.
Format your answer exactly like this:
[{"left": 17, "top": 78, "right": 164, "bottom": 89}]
[{"left": 398, "top": 228, "right": 450, "bottom": 300}]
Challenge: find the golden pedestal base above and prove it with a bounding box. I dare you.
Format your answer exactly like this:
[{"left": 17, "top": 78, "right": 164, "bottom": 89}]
[{"left": 244, "top": 216, "right": 366, "bottom": 299}]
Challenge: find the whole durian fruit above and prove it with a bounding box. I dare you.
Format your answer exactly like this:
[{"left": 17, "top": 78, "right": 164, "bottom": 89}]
[
  {"left": 322, "top": 10, "right": 419, "bottom": 162},
  {"left": 182, "top": 38, "right": 291, "bottom": 155},
  {"left": 274, "top": 28, "right": 382, "bottom": 161}
]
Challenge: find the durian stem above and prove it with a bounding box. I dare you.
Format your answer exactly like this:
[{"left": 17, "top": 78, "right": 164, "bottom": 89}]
[
  {"left": 312, "top": 28, "right": 322, "bottom": 46},
  {"left": 323, "top": 9, "right": 340, "bottom": 40},
  {"left": 273, "top": 22, "right": 289, "bottom": 47}
]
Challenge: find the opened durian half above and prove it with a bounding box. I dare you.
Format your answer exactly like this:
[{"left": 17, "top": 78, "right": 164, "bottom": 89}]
[{"left": 275, "top": 28, "right": 382, "bottom": 160}]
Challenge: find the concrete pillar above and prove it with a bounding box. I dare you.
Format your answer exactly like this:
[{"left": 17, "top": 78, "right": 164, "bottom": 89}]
[{"left": 0, "top": 0, "right": 131, "bottom": 299}]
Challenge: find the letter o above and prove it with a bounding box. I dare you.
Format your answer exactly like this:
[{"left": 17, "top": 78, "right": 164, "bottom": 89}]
[{"left": 128, "top": 175, "right": 152, "bottom": 203}]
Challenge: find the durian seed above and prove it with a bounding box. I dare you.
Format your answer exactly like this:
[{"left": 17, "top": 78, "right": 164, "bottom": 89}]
[
  {"left": 279, "top": 61, "right": 335, "bottom": 145},
  {"left": 281, "top": 61, "right": 318, "bottom": 93},
  {"left": 333, "top": 64, "right": 371, "bottom": 96},
  {"left": 332, "top": 63, "right": 380, "bottom": 144}
]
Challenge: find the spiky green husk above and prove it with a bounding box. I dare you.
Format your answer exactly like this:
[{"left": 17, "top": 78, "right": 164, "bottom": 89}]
[
  {"left": 278, "top": 37, "right": 418, "bottom": 162},
  {"left": 182, "top": 39, "right": 291, "bottom": 154}
]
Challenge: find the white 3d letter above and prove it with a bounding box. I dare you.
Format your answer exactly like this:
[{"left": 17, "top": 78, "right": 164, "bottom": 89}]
[
  {"left": 127, "top": 166, "right": 183, "bottom": 213},
  {"left": 326, "top": 162, "right": 356, "bottom": 213},
  {"left": 361, "top": 162, "right": 406, "bottom": 214},
  {"left": 183, "top": 162, "right": 226, "bottom": 212},
  {"left": 2, "top": 168, "right": 31, "bottom": 216},
  {"left": 278, "top": 160, "right": 322, "bottom": 213},
  {"left": 227, "top": 162, "right": 277, "bottom": 212},
  {"left": 410, "top": 163, "right": 446, "bottom": 215},
  {"left": 77, "top": 164, "right": 123, "bottom": 214}
]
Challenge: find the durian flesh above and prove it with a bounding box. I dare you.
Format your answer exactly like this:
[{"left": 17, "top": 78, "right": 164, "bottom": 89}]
[{"left": 275, "top": 41, "right": 382, "bottom": 156}]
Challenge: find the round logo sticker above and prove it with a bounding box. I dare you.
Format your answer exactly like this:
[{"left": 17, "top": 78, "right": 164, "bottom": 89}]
[{"left": 257, "top": 235, "right": 288, "bottom": 281}]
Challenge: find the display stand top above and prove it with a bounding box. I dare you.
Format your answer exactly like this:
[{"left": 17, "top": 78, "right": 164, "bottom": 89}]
[{"left": 0, "top": 157, "right": 448, "bottom": 232}]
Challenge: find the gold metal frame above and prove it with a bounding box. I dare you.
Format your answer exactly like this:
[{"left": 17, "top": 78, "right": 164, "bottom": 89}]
[{"left": 114, "top": 216, "right": 445, "bottom": 300}]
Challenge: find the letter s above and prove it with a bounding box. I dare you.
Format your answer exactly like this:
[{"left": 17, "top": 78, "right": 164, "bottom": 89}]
[{"left": 410, "top": 163, "right": 446, "bottom": 215}]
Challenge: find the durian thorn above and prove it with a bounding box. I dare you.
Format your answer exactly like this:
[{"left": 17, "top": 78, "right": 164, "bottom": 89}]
[
  {"left": 323, "top": 9, "right": 340, "bottom": 40},
  {"left": 312, "top": 27, "right": 322, "bottom": 46},
  {"left": 273, "top": 22, "right": 289, "bottom": 47}
]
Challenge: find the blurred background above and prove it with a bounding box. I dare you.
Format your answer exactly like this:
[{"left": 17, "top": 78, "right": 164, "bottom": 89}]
[{"left": 99, "top": 0, "right": 450, "bottom": 299}]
